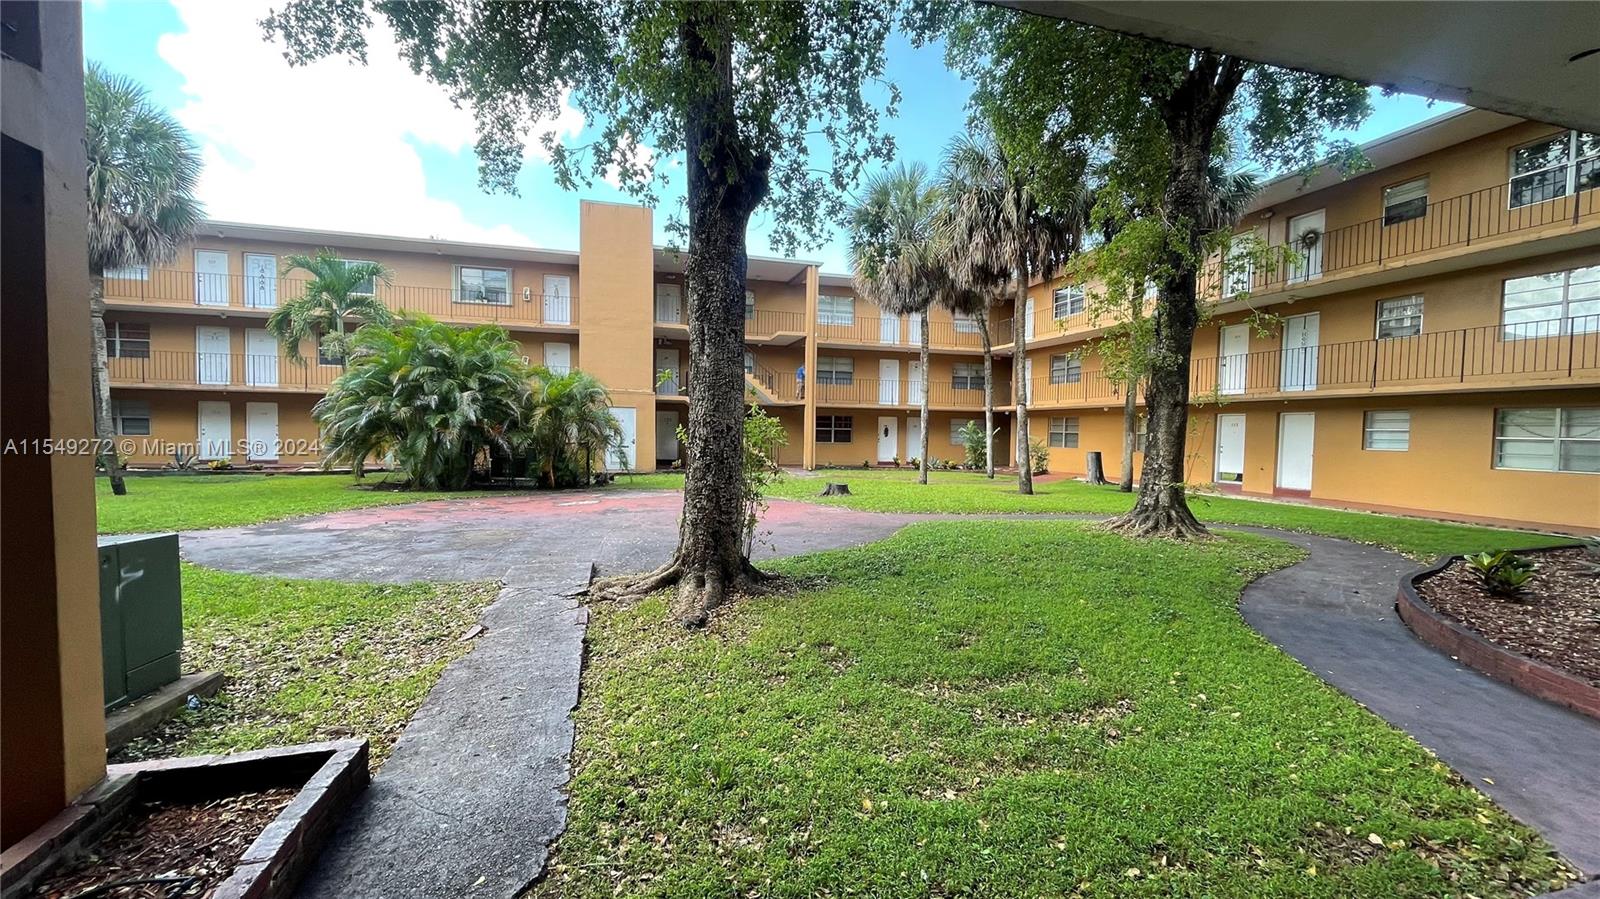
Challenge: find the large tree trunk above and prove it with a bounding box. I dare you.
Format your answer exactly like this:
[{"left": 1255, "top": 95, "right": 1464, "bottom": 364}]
[
  {"left": 89, "top": 273, "right": 127, "bottom": 495},
  {"left": 978, "top": 306, "right": 995, "bottom": 478},
  {"left": 1012, "top": 256, "right": 1033, "bottom": 495},
  {"left": 1118, "top": 377, "right": 1136, "bottom": 492},
  {"left": 917, "top": 308, "right": 930, "bottom": 485},
  {"left": 589, "top": 7, "right": 772, "bottom": 626}
]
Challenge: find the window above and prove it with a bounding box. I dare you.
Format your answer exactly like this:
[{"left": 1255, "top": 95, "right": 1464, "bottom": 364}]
[
  {"left": 1375, "top": 296, "right": 1424, "bottom": 339},
  {"left": 1501, "top": 264, "right": 1600, "bottom": 338},
  {"left": 337, "top": 258, "right": 378, "bottom": 296},
  {"left": 816, "top": 415, "right": 854, "bottom": 444},
  {"left": 950, "top": 418, "right": 977, "bottom": 443},
  {"left": 743, "top": 351, "right": 754, "bottom": 375},
  {"left": 1049, "top": 354, "right": 1081, "bottom": 384},
  {"left": 815, "top": 355, "right": 853, "bottom": 386},
  {"left": 107, "top": 322, "right": 151, "bottom": 358},
  {"left": 1382, "top": 177, "right": 1429, "bottom": 225},
  {"left": 1048, "top": 416, "right": 1079, "bottom": 449},
  {"left": 1494, "top": 407, "right": 1600, "bottom": 472},
  {"left": 951, "top": 362, "right": 984, "bottom": 390},
  {"left": 455, "top": 266, "right": 510, "bottom": 305},
  {"left": 818, "top": 294, "right": 854, "bottom": 326},
  {"left": 1052, "top": 285, "right": 1085, "bottom": 318},
  {"left": 1509, "top": 130, "right": 1600, "bottom": 208},
  {"left": 1363, "top": 410, "right": 1411, "bottom": 451},
  {"left": 111, "top": 400, "right": 151, "bottom": 436},
  {"left": 104, "top": 264, "right": 150, "bottom": 280},
  {"left": 1135, "top": 415, "right": 1147, "bottom": 453},
  {"left": 953, "top": 313, "right": 981, "bottom": 334},
  {"left": 745, "top": 290, "right": 756, "bottom": 321}
]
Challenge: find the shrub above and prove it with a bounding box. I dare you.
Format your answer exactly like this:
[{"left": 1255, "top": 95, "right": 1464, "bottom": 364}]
[
  {"left": 1028, "top": 439, "right": 1050, "bottom": 475},
  {"left": 1463, "top": 551, "right": 1538, "bottom": 599},
  {"left": 957, "top": 420, "right": 987, "bottom": 470}
]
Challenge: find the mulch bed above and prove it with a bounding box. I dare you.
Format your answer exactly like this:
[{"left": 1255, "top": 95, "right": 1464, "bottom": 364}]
[
  {"left": 30, "top": 789, "right": 295, "bottom": 898},
  {"left": 1417, "top": 548, "right": 1600, "bottom": 686}
]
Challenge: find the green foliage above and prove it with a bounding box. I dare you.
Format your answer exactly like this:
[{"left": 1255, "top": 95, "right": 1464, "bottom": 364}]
[
  {"left": 740, "top": 406, "right": 790, "bottom": 554},
  {"left": 1028, "top": 439, "right": 1050, "bottom": 475},
  {"left": 526, "top": 368, "right": 625, "bottom": 487},
  {"left": 848, "top": 162, "right": 942, "bottom": 317},
  {"left": 267, "top": 249, "right": 395, "bottom": 363},
  {"left": 957, "top": 420, "right": 987, "bottom": 470},
  {"left": 1579, "top": 537, "right": 1600, "bottom": 577},
  {"left": 1463, "top": 551, "right": 1539, "bottom": 599}
]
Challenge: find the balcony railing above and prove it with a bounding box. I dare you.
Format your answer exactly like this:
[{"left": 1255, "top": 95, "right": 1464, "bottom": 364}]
[
  {"left": 103, "top": 270, "right": 578, "bottom": 327},
  {"left": 107, "top": 351, "right": 341, "bottom": 391},
  {"left": 816, "top": 314, "right": 1002, "bottom": 351},
  {"left": 747, "top": 366, "right": 802, "bottom": 402},
  {"left": 812, "top": 377, "right": 1010, "bottom": 409}
]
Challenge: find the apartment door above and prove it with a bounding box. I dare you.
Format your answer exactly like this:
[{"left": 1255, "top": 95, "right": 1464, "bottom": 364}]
[
  {"left": 907, "top": 359, "right": 924, "bottom": 405},
  {"left": 1218, "top": 323, "right": 1249, "bottom": 395},
  {"left": 244, "top": 253, "right": 277, "bottom": 308},
  {"left": 656, "top": 410, "right": 680, "bottom": 462},
  {"left": 542, "top": 275, "right": 572, "bottom": 324},
  {"left": 1215, "top": 413, "right": 1246, "bottom": 484},
  {"left": 1023, "top": 357, "right": 1033, "bottom": 403},
  {"left": 880, "top": 312, "right": 901, "bottom": 344},
  {"left": 905, "top": 415, "right": 922, "bottom": 461},
  {"left": 609, "top": 407, "right": 637, "bottom": 471},
  {"left": 1276, "top": 412, "right": 1315, "bottom": 492},
  {"left": 908, "top": 314, "right": 922, "bottom": 345},
  {"left": 1024, "top": 297, "right": 1036, "bottom": 340},
  {"left": 197, "top": 401, "right": 231, "bottom": 460},
  {"left": 1281, "top": 312, "right": 1321, "bottom": 392},
  {"left": 543, "top": 342, "right": 572, "bottom": 372},
  {"left": 878, "top": 358, "right": 900, "bottom": 405},
  {"left": 876, "top": 416, "right": 899, "bottom": 463},
  {"left": 654, "top": 283, "right": 682, "bottom": 324},
  {"left": 244, "top": 328, "right": 278, "bottom": 387},
  {"left": 195, "top": 250, "right": 230, "bottom": 306},
  {"left": 195, "top": 325, "right": 231, "bottom": 385},
  {"left": 245, "top": 402, "right": 279, "bottom": 461},
  {"left": 655, "top": 348, "right": 681, "bottom": 395},
  {"left": 1287, "top": 210, "right": 1325, "bottom": 282}
]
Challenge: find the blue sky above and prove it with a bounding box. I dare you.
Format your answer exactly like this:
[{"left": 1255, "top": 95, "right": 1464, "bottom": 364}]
[{"left": 84, "top": 0, "right": 1456, "bottom": 273}]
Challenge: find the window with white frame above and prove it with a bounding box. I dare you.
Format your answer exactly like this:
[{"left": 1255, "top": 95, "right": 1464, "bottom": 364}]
[
  {"left": 337, "top": 258, "right": 378, "bottom": 296},
  {"left": 1135, "top": 415, "right": 1147, "bottom": 453},
  {"left": 815, "top": 415, "right": 854, "bottom": 443},
  {"left": 1500, "top": 264, "right": 1600, "bottom": 339},
  {"left": 1509, "top": 131, "right": 1600, "bottom": 208},
  {"left": 1375, "top": 295, "right": 1423, "bottom": 339},
  {"left": 104, "top": 264, "right": 150, "bottom": 280},
  {"left": 745, "top": 290, "right": 756, "bottom": 321},
  {"left": 455, "top": 266, "right": 510, "bottom": 305},
  {"left": 1363, "top": 410, "right": 1411, "bottom": 451},
  {"left": 743, "top": 351, "right": 754, "bottom": 375},
  {"left": 951, "top": 362, "right": 984, "bottom": 390},
  {"left": 953, "top": 313, "right": 981, "bottom": 334},
  {"left": 1382, "top": 177, "right": 1429, "bottom": 225},
  {"left": 107, "top": 322, "right": 151, "bottom": 358},
  {"left": 950, "top": 418, "right": 977, "bottom": 443},
  {"left": 815, "top": 355, "right": 853, "bottom": 386},
  {"left": 1049, "top": 353, "right": 1081, "bottom": 384},
  {"left": 817, "top": 294, "right": 854, "bottom": 326},
  {"left": 1048, "top": 416, "right": 1079, "bottom": 448},
  {"left": 1494, "top": 407, "right": 1600, "bottom": 472},
  {"left": 1052, "top": 285, "right": 1085, "bottom": 318},
  {"left": 111, "top": 399, "right": 151, "bottom": 436}
]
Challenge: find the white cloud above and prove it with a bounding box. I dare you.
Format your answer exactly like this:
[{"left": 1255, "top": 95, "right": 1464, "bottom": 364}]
[{"left": 158, "top": 0, "right": 584, "bottom": 244}]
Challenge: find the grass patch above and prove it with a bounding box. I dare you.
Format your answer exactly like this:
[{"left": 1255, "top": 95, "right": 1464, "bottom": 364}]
[
  {"left": 112, "top": 564, "right": 498, "bottom": 768},
  {"left": 540, "top": 522, "right": 1574, "bottom": 898}
]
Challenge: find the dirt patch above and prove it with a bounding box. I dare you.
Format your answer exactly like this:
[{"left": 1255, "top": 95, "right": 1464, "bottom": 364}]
[
  {"left": 30, "top": 788, "right": 295, "bottom": 898},
  {"left": 1417, "top": 549, "right": 1600, "bottom": 686}
]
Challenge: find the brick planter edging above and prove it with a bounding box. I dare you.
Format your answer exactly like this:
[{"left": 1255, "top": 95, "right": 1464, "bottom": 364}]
[{"left": 1398, "top": 551, "right": 1600, "bottom": 721}]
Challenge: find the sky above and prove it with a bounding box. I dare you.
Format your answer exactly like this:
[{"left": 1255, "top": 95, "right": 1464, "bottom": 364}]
[{"left": 83, "top": 0, "right": 1459, "bottom": 273}]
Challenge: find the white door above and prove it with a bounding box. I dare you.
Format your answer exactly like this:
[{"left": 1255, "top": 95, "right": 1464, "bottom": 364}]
[
  {"left": 245, "top": 328, "right": 278, "bottom": 387},
  {"left": 543, "top": 275, "right": 572, "bottom": 324},
  {"left": 876, "top": 416, "right": 899, "bottom": 462},
  {"left": 1023, "top": 357, "right": 1034, "bottom": 403},
  {"left": 244, "top": 253, "right": 277, "bottom": 308},
  {"left": 655, "top": 348, "right": 681, "bottom": 395},
  {"left": 906, "top": 416, "right": 923, "bottom": 462},
  {"left": 1024, "top": 297, "right": 1036, "bottom": 340},
  {"left": 907, "top": 359, "right": 924, "bottom": 404},
  {"left": 654, "top": 283, "right": 682, "bottom": 324},
  {"left": 1281, "top": 312, "right": 1321, "bottom": 392},
  {"left": 197, "top": 401, "right": 231, "bottom": 460},
  {"left": 1287, "top": 210, "right": 1325, "bottom": 282},
  {"left": 543, "top": 341, "right": 572, "bottom": 373},
  {"left": 880, "top": 312, "right": 901, "bottom": 344},
  {"left": 878, "top": 358, "right": 900, "bottom": 405},
  {"left": 908, "top": 314, "right": 923, "bottom": 345},
  {"left": 245, "top": 402, "right": 279, "bottom": 461},
  {"left": 1218, "top": 323, "right": 1249, "bottom": 395},
  {"left": 609, "top": 407, "right": 637, "bottom": 471},
  {"left": 655, "top": 411, "right": 679, "bottom": 462},
  {"left": 1276, "top": 413, "right": 1315, "bottom": 491},
  {"left": 1215, "top": 413, "right": 1246, "bottom": 484},
  {"left": 195, "top": 325, "right": 231, "bottom": 385},
  {"left": 195, "top": 250, "right": 230, "bottom": 306}
]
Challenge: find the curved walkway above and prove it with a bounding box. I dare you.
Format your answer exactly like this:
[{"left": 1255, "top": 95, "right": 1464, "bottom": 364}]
[{"left": 176, "top": 492, "right": 1600, "bottom": 896}]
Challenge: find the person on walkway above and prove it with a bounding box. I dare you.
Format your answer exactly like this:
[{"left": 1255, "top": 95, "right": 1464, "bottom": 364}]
[{"left": 795, "top": 363, "right": 805, "bottom": 400}]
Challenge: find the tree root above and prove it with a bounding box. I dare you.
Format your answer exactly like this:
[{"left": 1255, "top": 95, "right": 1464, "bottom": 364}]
[
  {"left": 1103, "top": 507, "right": 1213, "bottom": 540},
  {"left": 587, "top": 556, "right": 780, "bottom": 628}
]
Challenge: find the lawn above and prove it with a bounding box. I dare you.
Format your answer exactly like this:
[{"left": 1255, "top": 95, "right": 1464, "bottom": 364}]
[
  {"left": 95, "top": 473, "right": 488, "bottom": 533},
  {"left": 112, "top": 564, "right": 498, "bottom": 768},
  {"left": 538, "top": 522, "right": 1574, "bottom": 898}
]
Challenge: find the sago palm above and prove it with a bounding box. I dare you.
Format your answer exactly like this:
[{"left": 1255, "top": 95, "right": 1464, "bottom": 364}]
[
  {"left": 269, "top": 249, "right": 394, "bottom": 363},
  {"left": 85, "top": 62, "right": 203, "bottom": 495},
  {"left": 526, "top": 368, "right": 623, "bottom": 487}
]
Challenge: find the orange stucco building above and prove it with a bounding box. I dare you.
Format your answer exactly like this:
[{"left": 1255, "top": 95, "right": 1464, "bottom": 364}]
[{"left": 101, "top": 108, "right": 1597, "bottom": 530}]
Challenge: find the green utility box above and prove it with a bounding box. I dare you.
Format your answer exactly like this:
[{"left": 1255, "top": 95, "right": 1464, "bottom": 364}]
[{"left": 98, "top": 533, "right": 183, "bottom": 710}]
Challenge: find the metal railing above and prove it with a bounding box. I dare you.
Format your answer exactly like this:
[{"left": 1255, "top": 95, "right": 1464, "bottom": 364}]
[
  {"left": 811, "top": 376, "right": 1010, "bottom": 409},
  {"left": 107, "top": 351, "right": 341, "bottom": 391},
  {"left": 747, "top": 366, "right": 803, "bottom": 402},
  {"left": 816, "top": 313, "right": 1003, "bottom": 351}
]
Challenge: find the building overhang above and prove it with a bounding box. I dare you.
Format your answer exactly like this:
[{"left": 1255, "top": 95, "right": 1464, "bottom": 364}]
[{"left": 199, "top": 220, "right": 582, "bottom": 266}]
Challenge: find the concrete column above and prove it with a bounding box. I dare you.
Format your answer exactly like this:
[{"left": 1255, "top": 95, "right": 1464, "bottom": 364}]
[
  {"left": 802, "top": 266, "right": 820, "bottom": 469},
  {"left": 577, "top": 201, "right": 656, "bottom": 470}
]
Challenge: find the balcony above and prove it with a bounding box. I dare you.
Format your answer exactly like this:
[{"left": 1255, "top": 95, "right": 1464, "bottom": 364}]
[
  {"left": 812, "top": 377, "right": 1009, "bottom": 410},
  {"left": 107, "top": 351, "right": 339, "bottom": 392},
  {"left": 102, "top": 270, "right": 577, "bottom": 329},
  {"left": 656, "top": 308, "right": 808, "bottom": 344},
  {"left": 746, "top": 366, "right": 803, "bottom": 404},
  {"left": 815, "top": 313, "right": 1003, "bottom": 352}
]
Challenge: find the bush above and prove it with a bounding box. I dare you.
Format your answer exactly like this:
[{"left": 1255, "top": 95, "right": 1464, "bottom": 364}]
[
  {"left": 957, "top": 420, "right": 987, "bottom": 470},
  {"left": 1028, "top": 439, "right": 1050, "bottom": 475},
  {"left": 1463, "top": 551, "right": 1538, "bottom": 599}
]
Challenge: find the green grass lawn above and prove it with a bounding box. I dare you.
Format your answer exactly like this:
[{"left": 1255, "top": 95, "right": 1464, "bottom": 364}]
[
  {"left": 112, "top": 565, "right": 498, "bottom": 768},
  {"left": 95, "top": 474, "right": 490, "bottom": 533},
  {"left": 538, "top": 522, "right": 1575, "bottom": 898}
]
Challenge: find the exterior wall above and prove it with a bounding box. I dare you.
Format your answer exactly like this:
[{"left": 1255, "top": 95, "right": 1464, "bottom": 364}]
[{"left": 578, "top": 202, "right": 657, "bottom": 469}]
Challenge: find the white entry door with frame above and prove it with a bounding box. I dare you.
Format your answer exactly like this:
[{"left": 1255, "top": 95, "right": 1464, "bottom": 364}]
[
  {"left": 1286, "top": 210, "right": 1325, "bottom": 282},
  {"left": 654, "top": 283, "right": 682, "bottom": 324},
  {"left": 543, "top": 275, "right": 573, "bottom": 324},
  {"left": 905, "top": 416, "right": 923, "bottom": 462},
  {"left": 244, "top": 253, "right": 277, "bottom": 308},
  {"left": 1218, "top": 323, "right": 1249, "bottom": 395},
  {"left": 907, "top": 359, "right": 924, "bottom": 405},
  {"left": 197, "top": 401, "right": 232, "bottom": 460},
  {"left": 1276, "top": 412, "right": 1315, "bottom": 492},
  {"left": 245, "top": 402, "right": 279, "bottom": 460},
  {"left": 655, "top": 410, "right": 680, "bottom": 462},
  {"left": 876, "top": 416, "right": 899, "bottom": 463},
  {"left": 245, "top": 328, "right": 278, "bottom": 387},
  {"left": 1024, "top": 297, "right": 1036, "bottom": 340},
  {"left": 1215, "top": 413, "right": 1246, "bottom": 484},
  {"left": 878, "top": 358, "right": 900, "bottom": 405},
  {"left": 655, "top": 348, "right": 681, "bottom": 395},
  {"left": 1281, "top": 312, "right": 1321, "bottom": 392},
  {"left": 609, "top": 407, "right": 637, "bottom": 471},
  {"left": 195, "top": 325, "right": 231, "bottom": 385},
  {"left": 880, "top": 312, "right": 901, "bottom": 345},
  {"left": 195, "top": 250, "right": 230, "bottom": 306},
  {"left": 543, "top": 342, "right": 572, "bottom": 373}
]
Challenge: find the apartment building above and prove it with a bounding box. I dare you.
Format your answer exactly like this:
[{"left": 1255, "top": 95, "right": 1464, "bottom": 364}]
[{"left": 100, "top": 108, "right": 1598, "bottom": 530}]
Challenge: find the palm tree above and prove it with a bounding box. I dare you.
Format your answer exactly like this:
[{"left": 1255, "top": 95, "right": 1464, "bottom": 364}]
[
  {"left": 85, "top": 63, "right": 203, "bottom": 495},
  {"left": 848, "top": 162, "right": 941, "bottom": 484},
  {"left": 315, "top": 317, "right": 533, "bottom": 490},
  {"left": 938, "top": 134, "right": 1086, "bottom": 494},
  {"left": 268, "top": 249, "right": 394, "bottom": 364},
  {"left": 930, "top": 268, "right": 1006, "bottom": 478},
  {"left": 526, "top": 368, "right": 624, "bottom": 487}
]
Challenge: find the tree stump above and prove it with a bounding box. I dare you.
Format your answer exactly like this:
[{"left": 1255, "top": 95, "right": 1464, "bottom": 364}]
[
  {"left": 818, "top": 482, "right": 852, "bottom": 496},
  {"left": 1084, "top": 451, "right": 1108, "bottom": 485}
]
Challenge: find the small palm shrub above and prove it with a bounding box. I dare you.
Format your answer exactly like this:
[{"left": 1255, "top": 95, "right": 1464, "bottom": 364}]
[
  {"left": 525, "top": 368, "right": 623, "bottom": 488},
  {"left": 1463, "top": 551, "right": 1538, "bottom": 599},
  {"left": 957, "top": 420, "right": 987, "bottom": 470},
  {"left": 1029, "top": 439, "right": 1050, "bottom": 475}
]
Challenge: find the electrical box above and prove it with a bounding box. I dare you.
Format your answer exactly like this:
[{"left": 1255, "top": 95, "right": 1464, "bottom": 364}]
[{"left": 98, "top": 533, "right": 183, "bottom": 710}]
